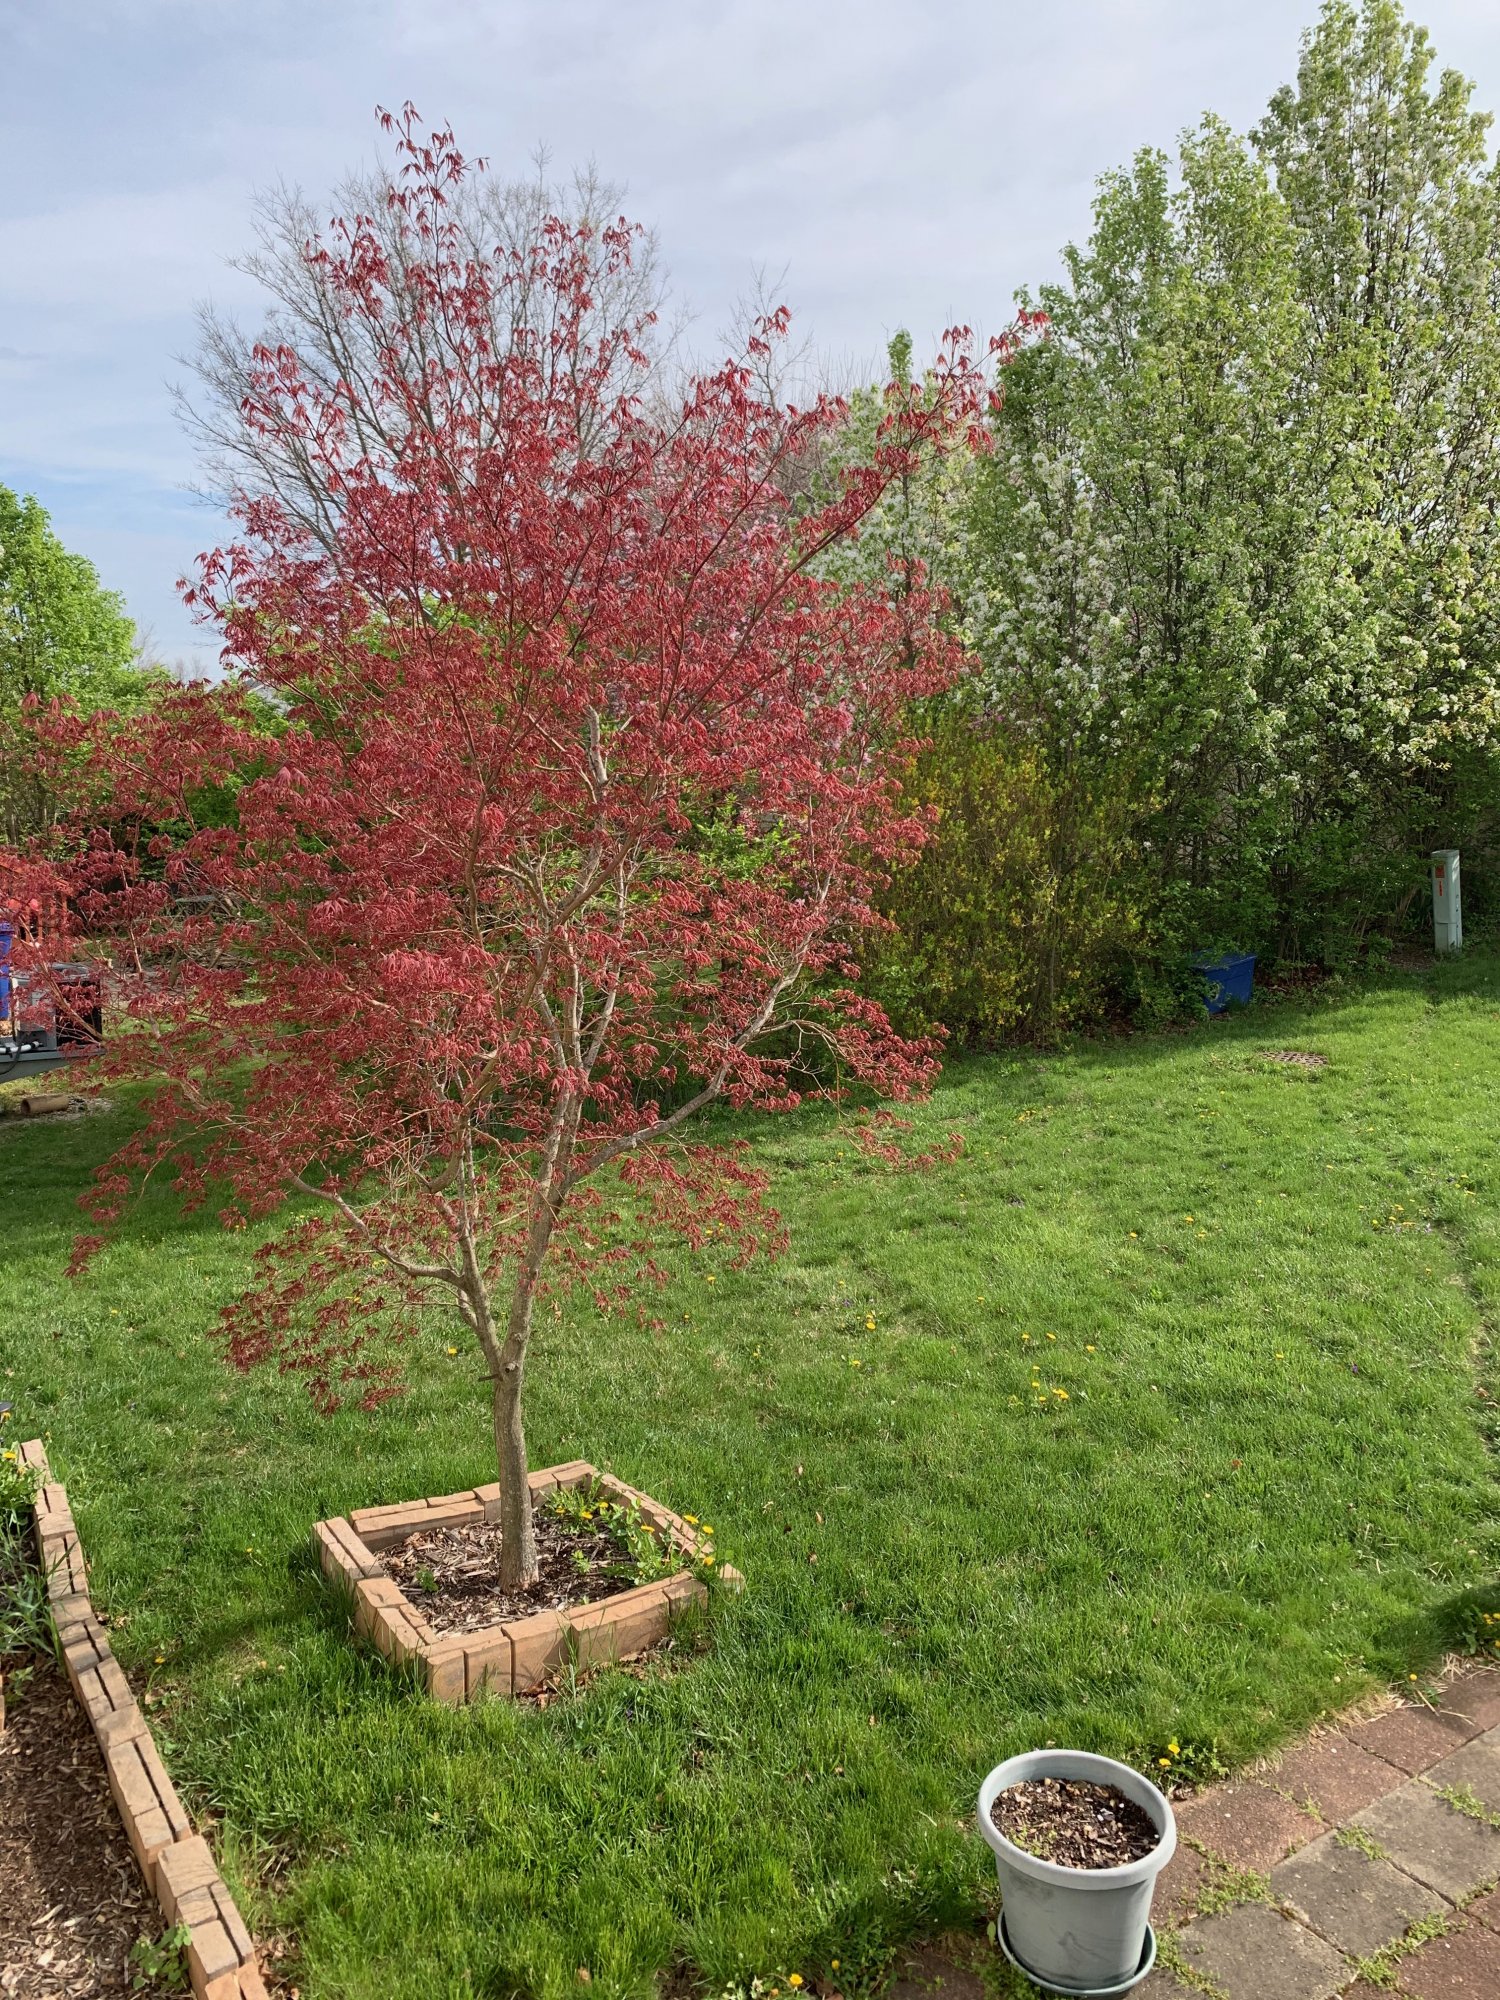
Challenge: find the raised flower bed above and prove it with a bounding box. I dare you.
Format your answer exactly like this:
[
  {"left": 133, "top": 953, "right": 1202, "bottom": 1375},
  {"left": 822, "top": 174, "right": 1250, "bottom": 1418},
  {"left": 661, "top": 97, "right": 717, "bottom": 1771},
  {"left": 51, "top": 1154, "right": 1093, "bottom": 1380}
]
[{"left": 313, "top": 1461, "right": 740, "bottom": 1704}]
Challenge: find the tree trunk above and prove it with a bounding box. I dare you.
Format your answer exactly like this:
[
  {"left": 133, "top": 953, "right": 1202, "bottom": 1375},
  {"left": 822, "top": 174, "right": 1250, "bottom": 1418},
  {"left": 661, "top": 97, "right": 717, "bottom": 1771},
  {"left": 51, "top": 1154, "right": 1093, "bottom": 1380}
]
[
  {"left": 460, "top": 1105, "right": 575, "bottom": 1589},
  {"left": 491, "top": 1327, "right": 537, "bottom": 1588},
  {"left": 487, "top": 1190, "right": 559, "bottom": 1588}
]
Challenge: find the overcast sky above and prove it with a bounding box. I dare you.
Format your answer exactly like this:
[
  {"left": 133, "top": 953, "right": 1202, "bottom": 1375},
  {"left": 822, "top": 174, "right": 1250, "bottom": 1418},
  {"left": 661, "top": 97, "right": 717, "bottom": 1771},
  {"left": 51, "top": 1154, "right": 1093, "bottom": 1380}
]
[{"left": 5, "top": 0, "right": 1500, "bottom": 671}]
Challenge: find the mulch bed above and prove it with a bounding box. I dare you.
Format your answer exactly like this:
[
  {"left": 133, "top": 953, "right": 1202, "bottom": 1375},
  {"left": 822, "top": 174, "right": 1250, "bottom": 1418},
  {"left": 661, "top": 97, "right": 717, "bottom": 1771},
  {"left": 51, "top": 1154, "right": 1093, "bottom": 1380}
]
[
  {"left": 383, "top": 1513, "right": 649, "bottom": 1634},
  {"left": 989, "top": 1778, "right": 1160, "bottom": 1869},
  {"left": 0, "top": 1653, "right": 172, "bottom": 1998}
]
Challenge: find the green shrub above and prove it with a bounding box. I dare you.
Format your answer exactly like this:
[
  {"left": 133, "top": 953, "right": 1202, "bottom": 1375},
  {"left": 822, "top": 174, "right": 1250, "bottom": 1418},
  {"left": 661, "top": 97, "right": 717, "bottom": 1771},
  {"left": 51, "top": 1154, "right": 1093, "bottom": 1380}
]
[{"left": 872, "top": 717, "right": 1155, "bottom": 1045}]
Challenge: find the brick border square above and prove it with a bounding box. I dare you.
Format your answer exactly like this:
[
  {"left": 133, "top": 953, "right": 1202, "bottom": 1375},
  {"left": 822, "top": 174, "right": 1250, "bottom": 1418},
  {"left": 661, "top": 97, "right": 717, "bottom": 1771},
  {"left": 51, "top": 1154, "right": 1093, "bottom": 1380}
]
[{"left": 314, "top": 1461, "right": 741, "bottom": 1704}]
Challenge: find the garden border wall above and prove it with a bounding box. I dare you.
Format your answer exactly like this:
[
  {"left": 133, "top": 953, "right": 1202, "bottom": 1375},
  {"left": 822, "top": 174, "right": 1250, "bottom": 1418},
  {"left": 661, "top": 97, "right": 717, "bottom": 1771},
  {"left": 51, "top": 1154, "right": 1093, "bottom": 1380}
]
[{"left": 18, "top": 1437, "right": 267, "bottom": 2000}]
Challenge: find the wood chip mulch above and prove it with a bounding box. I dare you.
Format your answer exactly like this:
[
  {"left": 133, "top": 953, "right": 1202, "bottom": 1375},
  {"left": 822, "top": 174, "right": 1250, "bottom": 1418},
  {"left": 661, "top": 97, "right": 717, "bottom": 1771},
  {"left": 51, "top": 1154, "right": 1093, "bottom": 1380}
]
[
  {"left": 0, "top": 1653, "right": 173, "bottom": 1997},
  {"left": 989, "top": 1777, "right": 1161, "bottom": 1869},
  {"left": 383, "top": 1514, "right": 648, "bottom": 1634}
]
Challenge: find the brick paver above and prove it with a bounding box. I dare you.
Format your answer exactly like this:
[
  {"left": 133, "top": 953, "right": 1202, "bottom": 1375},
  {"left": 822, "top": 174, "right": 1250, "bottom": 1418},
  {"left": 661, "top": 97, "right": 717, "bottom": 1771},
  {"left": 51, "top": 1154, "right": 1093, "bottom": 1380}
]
[
  {"left": 1174, "top": 1779, "right": 1322, "bottom": 1871},
  {"left": 1177, "top": 1903, "right": 1348, "bottom": 2000},
  {"left": 1422, "top": 1728, "right": 1500, "bottom": 1815},
  {"left": 1349, "top": 1780, "right": 1500, "bottom": 1902},
  {"left": 1435, "top": 1668, "right": 1500, "bottom": 1733},
  {"left": 1393, "top": 1916, "right": 1500, "bottom": 1998},
  {"left": 1462, "top": 1881, "right": 1500, "bottom": 1930},
  {"left": 1153, "top": 1840, "right": 1208, "bottom": 1925},
  {"left": 1347, "top": 1704, "right": 1479, "bottom": 1775},
  {"left": 1261, "top": 1735, "right": 1407, "bottom": 1820},
  {"left": 1271, "top": 1831, "right": 1446, "bottom": 1958}
]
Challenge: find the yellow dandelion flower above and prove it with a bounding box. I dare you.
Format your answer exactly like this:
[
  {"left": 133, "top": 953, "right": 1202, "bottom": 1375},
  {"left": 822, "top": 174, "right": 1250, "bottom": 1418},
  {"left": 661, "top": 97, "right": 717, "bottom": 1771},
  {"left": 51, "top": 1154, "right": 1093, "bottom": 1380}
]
[
  {"left": 1158, "top": 1757, "right": 1170, "bottom": 1767},
  {"left": 1168, "top": 1740, "right": 1179, "bottom": 1754},
  {"left": 789, "top": 1979, "right": 803, "bottom": 1989},
  {"left": 683, "top": 1514, "right": 699, "bottom": 1525}
]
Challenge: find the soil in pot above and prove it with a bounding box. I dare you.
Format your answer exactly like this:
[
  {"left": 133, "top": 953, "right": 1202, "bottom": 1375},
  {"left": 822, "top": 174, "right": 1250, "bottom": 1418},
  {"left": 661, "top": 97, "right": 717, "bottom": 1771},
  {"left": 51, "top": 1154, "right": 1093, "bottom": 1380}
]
[
  {"left": 384, "top": 1505, "right": 681, "bottom": 1634},
  {"left": 989, "top": 1777, "right": 1160, "bottom": 1869}
]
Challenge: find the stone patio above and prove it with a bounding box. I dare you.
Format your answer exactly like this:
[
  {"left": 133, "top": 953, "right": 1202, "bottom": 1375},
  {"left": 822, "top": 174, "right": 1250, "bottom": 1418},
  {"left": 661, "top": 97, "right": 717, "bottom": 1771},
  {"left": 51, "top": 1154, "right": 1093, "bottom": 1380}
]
[{"left": 883, "top": 1663, "right": 1500, "bottom": 2000}]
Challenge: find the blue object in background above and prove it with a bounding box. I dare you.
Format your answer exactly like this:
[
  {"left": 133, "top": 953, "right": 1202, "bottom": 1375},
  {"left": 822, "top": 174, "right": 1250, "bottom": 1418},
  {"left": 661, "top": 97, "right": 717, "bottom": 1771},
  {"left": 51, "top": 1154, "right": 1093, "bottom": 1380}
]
[{"left": 1192, "top": 951, "right": 1256, "bottom": 1014}]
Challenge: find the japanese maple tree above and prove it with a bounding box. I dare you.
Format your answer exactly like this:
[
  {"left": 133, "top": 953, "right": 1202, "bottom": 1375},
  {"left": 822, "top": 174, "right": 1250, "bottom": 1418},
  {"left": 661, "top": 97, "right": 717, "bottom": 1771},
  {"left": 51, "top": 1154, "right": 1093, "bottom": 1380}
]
[{"left": 24, "top": 114, "right": 992, "bottom": 1585}]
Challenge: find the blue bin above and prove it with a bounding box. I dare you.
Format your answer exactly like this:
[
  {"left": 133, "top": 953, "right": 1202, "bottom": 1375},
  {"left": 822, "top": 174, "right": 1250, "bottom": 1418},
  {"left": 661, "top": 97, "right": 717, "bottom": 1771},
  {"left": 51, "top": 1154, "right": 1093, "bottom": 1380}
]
[{"left": 1193, "top": 951, "right": 1256, "bottom": 1015}]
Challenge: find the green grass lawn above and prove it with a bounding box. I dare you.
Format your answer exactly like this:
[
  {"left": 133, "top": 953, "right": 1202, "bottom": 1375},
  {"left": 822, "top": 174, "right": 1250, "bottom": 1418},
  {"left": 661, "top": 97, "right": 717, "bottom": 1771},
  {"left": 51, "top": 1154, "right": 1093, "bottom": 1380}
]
[{"left": 4, "top": 954, "right": 1500, "bottom": 2000}]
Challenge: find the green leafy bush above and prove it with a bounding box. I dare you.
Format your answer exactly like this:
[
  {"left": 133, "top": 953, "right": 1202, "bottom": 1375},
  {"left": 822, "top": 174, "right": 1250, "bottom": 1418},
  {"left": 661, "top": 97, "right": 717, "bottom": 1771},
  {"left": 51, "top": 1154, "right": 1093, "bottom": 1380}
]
[{"left": 871, "top": 718, "right": 1153, "bottom": 1045}]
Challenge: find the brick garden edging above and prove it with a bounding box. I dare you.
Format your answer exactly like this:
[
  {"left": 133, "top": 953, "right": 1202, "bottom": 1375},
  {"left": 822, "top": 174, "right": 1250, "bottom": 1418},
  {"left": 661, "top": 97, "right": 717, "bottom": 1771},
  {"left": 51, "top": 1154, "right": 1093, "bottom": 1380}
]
[
  {"left": 314, "top": 1460, "right": 742, "bottom": 1703},
  {"left": 18, "top": 1438, "right": 266, "bottom": 2000}
]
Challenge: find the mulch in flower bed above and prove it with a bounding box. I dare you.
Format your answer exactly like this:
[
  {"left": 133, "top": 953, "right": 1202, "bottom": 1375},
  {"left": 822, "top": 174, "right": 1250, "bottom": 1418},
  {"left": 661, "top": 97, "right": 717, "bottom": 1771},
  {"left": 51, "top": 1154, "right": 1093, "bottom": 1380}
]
[
  {"left": 383, "top": 1513, "right": 653, "bottom": 1634},
  {"left": 988, "top": 1778, "right": 1161, "bottom": 1869},
  {"left": 0, "top": 1654, "right": 173, "bottom": 1998}
]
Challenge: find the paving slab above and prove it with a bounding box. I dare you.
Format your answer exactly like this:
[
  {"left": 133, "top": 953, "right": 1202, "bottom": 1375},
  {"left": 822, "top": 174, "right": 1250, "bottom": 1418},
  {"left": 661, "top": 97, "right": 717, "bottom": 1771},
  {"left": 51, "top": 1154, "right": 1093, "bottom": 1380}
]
[
  {"left": 1437, "top": 1669, "right": 1500, "bottom": 1734},
  {"left": 1347, "top": 1706, "right": 1479, "bottom": 1776},
  {"left": 1393, "top": 1915, "right": 1500, "bottom": 1998},
  {"left": 1349, "top": 1782, "right": 1500, "bottom": 1903},
  {"left": 1260, "top": 1736, "right": 1406, "bottom": 1822},
  {"left": 1175, "top": 1781, "right": 1322, "bottom": 1871},
  {"left": 1176, "top": 1902, "right": 1350, "bottom": 2000},
  {"left": 1271, "top": 1830, "right": 1447, "bottom": 1958},
  {"left": 1154, "top": 1841, "right": 1209, "bottom": 1927},
  {"left": 1421, "top": 1731, "right": 1500, "bottom": 1817},
  {"left": 1461, "top": 1882, "right": 1500, "bottom": 1931}
]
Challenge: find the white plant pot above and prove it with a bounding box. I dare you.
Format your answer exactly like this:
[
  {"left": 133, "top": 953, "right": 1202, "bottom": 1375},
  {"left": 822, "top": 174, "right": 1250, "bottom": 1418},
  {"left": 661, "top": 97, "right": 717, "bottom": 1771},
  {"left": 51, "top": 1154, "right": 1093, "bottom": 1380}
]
[{"left": 977, "top": 1749, "right": 1175, "bottom": 1997}]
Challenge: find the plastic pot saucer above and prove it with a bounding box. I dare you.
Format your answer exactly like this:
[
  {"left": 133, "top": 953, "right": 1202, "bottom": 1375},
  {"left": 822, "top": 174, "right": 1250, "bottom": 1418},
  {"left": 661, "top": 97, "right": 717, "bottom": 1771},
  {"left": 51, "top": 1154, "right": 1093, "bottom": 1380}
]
[{"left": 997, "top": 1914, "right": 1157, "bottom": 1998}]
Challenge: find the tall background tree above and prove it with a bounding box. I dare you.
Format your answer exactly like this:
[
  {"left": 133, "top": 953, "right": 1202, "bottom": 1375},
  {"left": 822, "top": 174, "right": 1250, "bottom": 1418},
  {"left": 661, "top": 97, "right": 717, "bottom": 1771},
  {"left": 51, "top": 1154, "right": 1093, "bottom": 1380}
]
[
  {"left": 866, "top": 0, "right": 1500, "bottom": 1043},
  {"left": 0, "top": 486, "right": 150, "bottom": 844},
  {"left": 178, "top": 138, "right": 672, "bottom": 549}
]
